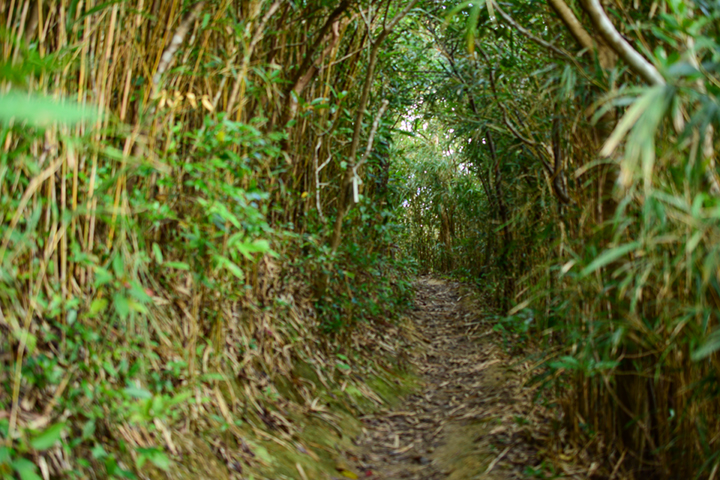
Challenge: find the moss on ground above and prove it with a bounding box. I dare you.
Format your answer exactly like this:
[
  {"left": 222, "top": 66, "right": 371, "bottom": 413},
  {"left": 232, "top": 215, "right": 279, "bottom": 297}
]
[
  {"left": 236, "top": 364, "right": 420, "bottom": 479},
  {"left": 250, "top": 371, "right": 419, "bottom": 479}
]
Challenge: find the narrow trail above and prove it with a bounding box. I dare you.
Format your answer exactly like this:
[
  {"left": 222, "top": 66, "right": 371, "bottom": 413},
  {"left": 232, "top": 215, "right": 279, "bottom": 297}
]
[{"left": 347, "top": 277, "right": 562, "bottom": 480}]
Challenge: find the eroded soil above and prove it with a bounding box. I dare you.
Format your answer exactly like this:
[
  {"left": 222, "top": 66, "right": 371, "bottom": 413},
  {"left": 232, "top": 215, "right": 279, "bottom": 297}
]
[{"left": 346, "top": 277, "right": 561, "bottom": 480}]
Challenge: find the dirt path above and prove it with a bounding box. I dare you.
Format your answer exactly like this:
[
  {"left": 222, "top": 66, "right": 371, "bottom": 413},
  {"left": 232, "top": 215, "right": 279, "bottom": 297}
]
[{"left": 347, "top": 277, "right": 560, "bottom": 480}]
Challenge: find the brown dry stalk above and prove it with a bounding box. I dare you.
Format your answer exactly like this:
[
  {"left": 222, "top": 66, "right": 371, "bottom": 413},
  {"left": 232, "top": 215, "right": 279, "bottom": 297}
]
[
  {"left": 0, "top": 149, "right": 61, "bottom": 261},
  {"left": 150, "top": 1, "right": 206, "bottom": 113},
  {"left": 226, "top": 0, "right": 281, "bottom": 117},
  {"left": 330, "top": 0, "right": 420, "bottom": 251},
  {"left": 579, "top": 0, "right": 664, "bottom": 85},
  {"left": 7, "top": 201, "right": 69, "bottom": 446}
]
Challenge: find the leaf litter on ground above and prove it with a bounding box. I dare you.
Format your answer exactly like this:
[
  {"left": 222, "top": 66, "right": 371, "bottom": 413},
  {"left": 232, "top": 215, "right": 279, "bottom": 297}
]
[{"left": 342, "top": 276, "right": 616, "bottom": 480}]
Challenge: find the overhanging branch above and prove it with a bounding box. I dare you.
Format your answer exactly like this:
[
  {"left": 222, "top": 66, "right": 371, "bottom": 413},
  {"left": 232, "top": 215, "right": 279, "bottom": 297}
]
[{"left": 579, "top": 0, "right": 664, "bottom": 85}]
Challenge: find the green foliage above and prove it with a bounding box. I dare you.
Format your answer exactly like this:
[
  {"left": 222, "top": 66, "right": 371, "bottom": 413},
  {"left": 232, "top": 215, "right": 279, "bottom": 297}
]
[
  {"left": 0, "top": 1, "right": 423, "bottom": 478},
  {"left": 0, "top": 64, "right": 274, "bottom": 480},
  {"left": 492, "top": 309, "right": 534, "bottom": 353},
  {"left": 162, "top": 114, "right": 279, "bottom": 290},
  {"left": 394, "top": 124, "right": 488, "bottom": 277},
  {"left": 395, "top": 0, "right": 720, "bottom": 476},
  {"left": 310, "top": 203, "right": 416, "bottom": 334},
  {"left": 0, "top": 91, "right": 97, "bottom": 127}
]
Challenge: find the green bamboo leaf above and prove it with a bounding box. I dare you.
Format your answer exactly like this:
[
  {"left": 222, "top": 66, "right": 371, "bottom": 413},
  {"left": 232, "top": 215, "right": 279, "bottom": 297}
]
[
  {"left": 692, "top": 329, "right": 720, "bottom": 361},
  {"left": 30, "top": 423, "right": 65, "bottom": 451},
  {"left": 443, "top": 1, "right": 477, "bottom": 24},
  {"left": 165, "top": 262, "right": 190, "bottom": 270},
  {"left": 166, "top": 391, "right": 193, "bottom": 407},
  {"left": 581, "top": 242, "right": 640, "bottom": 277},
  {"left": 600, "top": 87, "right": 664, "bottom": 158},
  {"left": 686, "top": 230, "right": 703, "bottom": 254},
  {"left": 549, "top": 356, "right": 580, "bottom": 370},
  {"left": 113, "top": 293, "right": 130, "bottom": 319},
  {"left": 0, "top": 91, "right": 96, "bottom": 127},
  {"left": 11, "top": 458, "right": 42, "bottom": 480},
  {"left": 237, "top": 239, "right": 271, "bottom": 260},
  {"left": 149, "top": 451, "right": 170, "bottom": 470},
  {"left": 152, "top": 243, "right": 163, "bottom": 263},
  {"left": 94, "top": 267, "right": 113, "bottom": 288},
  {"left": 124, "top": 385, "right": 153, "bottom": 399},
  {"left": 88, "top": 298, "right": 108, "bottom": 317},
  {"left": 214, "top": 255, "right": 245, "bottom": 280},
  {"left": 486, "top": 0, "right": 495, "bottom": 24},
  {"left": 128, "top": 283, "right": 152, "bottom": 303},
  {"left": 211, "top": 202, "right": 241, "bottom": 229},
  {"left": 0, "top": 446, "right": 11, "bottom": 465},
  {"left": 466, "top": 3, "right": 481, "bottom": 54},
  {"left": 593, "top": 360, "right": 620, "bottom": 371}
]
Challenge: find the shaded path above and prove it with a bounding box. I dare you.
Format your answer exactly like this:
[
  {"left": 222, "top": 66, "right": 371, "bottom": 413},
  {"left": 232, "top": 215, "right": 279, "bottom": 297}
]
[{"left": 348, "top": 277, "right": 561, "bottom": 479}]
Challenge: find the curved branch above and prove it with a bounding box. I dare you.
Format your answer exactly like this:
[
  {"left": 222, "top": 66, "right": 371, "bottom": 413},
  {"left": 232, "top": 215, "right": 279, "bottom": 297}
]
[
  {"left": 330, "top": 0, "right": 419, "bottom": 251},
  {"left": 478, "top": 46, "right": 536, "bottom": 147},
  {"left": 546, "top": 0, "right": 595, "bottom": 52},
  {"left": 289, "top": 0, "right": 353, "bottom": 88},
  {"left": 492, "top": 1, "right": 573, "bottom": 61},
  {"left": 580, "top": 0, "right": 664, "bottom": 85}
]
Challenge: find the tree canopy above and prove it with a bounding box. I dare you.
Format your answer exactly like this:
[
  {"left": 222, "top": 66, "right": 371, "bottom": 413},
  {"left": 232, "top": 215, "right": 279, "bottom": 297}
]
[{"left": 2, "top": 0, "right": 720, "bottom": 478}]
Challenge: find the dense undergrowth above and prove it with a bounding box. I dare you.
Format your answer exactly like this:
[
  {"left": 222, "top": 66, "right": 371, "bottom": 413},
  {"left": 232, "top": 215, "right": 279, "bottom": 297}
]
[
  {"left": 4, "top": 0, "right": 720, "bottom": 479},
  {"left": 0, "top": 1, "right": 421, "bottom": 478}
]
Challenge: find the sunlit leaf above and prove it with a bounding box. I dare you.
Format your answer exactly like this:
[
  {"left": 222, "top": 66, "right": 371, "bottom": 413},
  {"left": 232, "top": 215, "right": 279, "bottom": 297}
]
[
  {"left": 692, "top": 329, "right": 720, "bottom": 361},
  {"left": 600, "top": 87, "right": 663, "bottom": 158},
  {"left": 165, "top": 261, "right": 190, "bottom": 270},
  {"left": 581, "top": 242, "right": 640, "bottom": 277},
  {"left": 152, "top": 243, "right": 163, "bottom": 263},
  {"left": 30, "top": 423, "right": 65, "bottom": 451},
  {"left": 11, "top": 458, "right": 42, "bottom": 480},
  {"left": 88, "top": 298, "right": 108, "bottom": 318},
  {"left": 124, "top": 385, "right": 153, "bottom": 399},
  {"left": 0, "top": 91, "right": 96, "bottom": 127}
]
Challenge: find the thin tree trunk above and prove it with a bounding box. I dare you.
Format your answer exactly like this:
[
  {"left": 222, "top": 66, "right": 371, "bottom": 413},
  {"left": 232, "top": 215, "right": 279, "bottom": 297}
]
[{"left": 329, "top": 0, "right": 419, "bottom": 251}]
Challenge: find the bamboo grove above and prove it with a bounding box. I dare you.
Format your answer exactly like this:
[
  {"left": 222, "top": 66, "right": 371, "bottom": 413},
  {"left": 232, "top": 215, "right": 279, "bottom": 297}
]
[
  {"left": 398, "top": 0, "right": 720, "bottom": 478},
  {"left": 0, "top": 1, "right": 418, "bottom": 478},
  {"left": 3, "top": 0, "right": 720, "bottom": 478}
]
